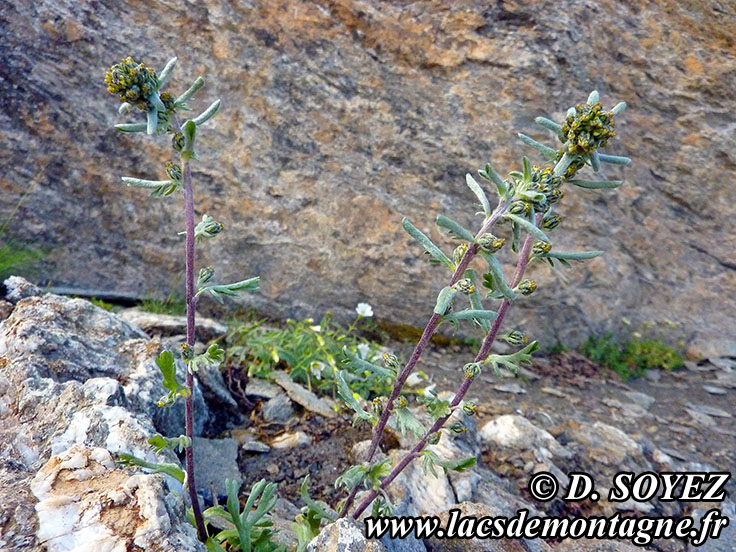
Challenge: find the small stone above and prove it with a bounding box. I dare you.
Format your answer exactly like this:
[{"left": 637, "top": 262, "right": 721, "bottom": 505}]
[
  {"left": 270, "top": 431, "right": 311, "bottom": 450},
  {"left": 686, "top": 403, "right": 732, "bottom": 418},
  {"left": 623, "top": 391, "right": 656, "bottom": 409},
  {"left": 242, "top": 440, "right": 270, "bottom": 453},
  {"left": 192, "top": 437, "right": 242, "bottom": 501},
  {"left": 0, "top": 299, "right": 13, "bottom": 320},
  {"left": 261, "top": 392, "right": 296, "bottom": 423},
  {"left": 245, "top": 378, "right": 282, "bottom": 399},
  {"left": 271, "top": 371, "right": 336, "bottom": 418},
  {"left": 493, "top": 383, "right": 526, "bottom": 394},
  {"left": 118, "top": 307, "right": 227, "bottom": 342},
  {"left": 3, "top": 276, "right": 42, "bottom": 303},
  {"left": 703, "top": 385, "right": 727, "bottom": 395},
  {"left": 708, "top": 357, "right": 736, "bottom": 371},
  {"left": 541, "top": 387, "right": 567, "bottom": 398},
  {"left": 685, "top": 409, "right": 716, "bottom": 427},
  {"left": 308, "top": 518, "right": 386, "bottom": 552}
]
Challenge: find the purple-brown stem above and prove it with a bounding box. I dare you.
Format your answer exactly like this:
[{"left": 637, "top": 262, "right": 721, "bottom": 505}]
[
  {"left": 338, "top": 200, "right": 510, "bottom": 518},
  {"left": 182, "top": 159, "right": 207, "bottom": 541},
  {"left": 350, "top": 224, "right": 539, "bottom": 520}
]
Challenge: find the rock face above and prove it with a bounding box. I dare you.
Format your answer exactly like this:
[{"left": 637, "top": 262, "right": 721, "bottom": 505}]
[
  {"left": 0, "top": 281, "right": 208, "bottom": 550},
  {"left": 1, "top": 1, "right": 735, "bottom": 354}
]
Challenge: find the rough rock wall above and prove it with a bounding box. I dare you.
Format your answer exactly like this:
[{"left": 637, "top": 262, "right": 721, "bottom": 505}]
[{"left": 1, "top": 0, "right": 735, "bottom": 356}]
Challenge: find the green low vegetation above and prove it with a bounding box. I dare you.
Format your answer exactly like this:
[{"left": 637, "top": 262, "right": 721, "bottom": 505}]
[
  {"left": 140, "top": 294, "right": 187, "bottom": 316},
  {"left": 580, "top": 332, "right": 683, "bottom": 381}
]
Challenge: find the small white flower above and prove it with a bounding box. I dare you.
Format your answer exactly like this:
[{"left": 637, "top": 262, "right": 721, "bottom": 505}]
[
  {"left": 357, "top": 343, "right": 371, "bottom": 359},
  {"left": 406, "top": 372, "right": 425, "bottom": 387},
  {"left": 310, "top": 361, "right": 325, "bottom": 380},
  {"left": 356, "top": 302, "right": 373, "bottom": 318},
  {"left": 310, "top": 325, "right": 321, "bottom": 332}
]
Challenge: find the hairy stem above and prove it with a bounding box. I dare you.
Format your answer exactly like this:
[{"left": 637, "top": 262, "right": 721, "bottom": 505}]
[
  {"left": 350, "top": 220, "right": 538, "bottom": 520},
  {"left": 182, "top": 158, "right": 207, "bottom": 541},
  {"left": 339, "top": 199, "right": 509, "bottom": 517}
]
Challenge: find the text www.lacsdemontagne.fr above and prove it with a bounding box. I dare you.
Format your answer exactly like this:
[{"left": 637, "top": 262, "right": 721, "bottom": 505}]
[{"left": 363, "top": 508, "right": 729, "bottom": 546}]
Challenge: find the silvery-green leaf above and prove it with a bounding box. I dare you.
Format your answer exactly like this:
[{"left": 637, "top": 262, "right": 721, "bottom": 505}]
[
  {"left": 394, "top": 406, "right": 425, "bottom": 438},
  {"left": 567, "top": 179, "right": 622, "bottom": 189},
  {"left": 466, "top": 269, "right": 490, "bottom": 331},
  {"left": 553, "top": 151, "right": 574, "bottom": 176},
  {"left": 590, "top": 151, "right": 601, "bottom": 172},
  {"left": 196, "top": 277, "right": 260, "bottom": 303},
  {"left": 478, "top": 162, "right": 507, "bottom": 197},
  {"left": 436, "top": 214, "right": 475, "bottom": 242},
  {"left": 336, "top": 370, "right": 375, "bottom": 425},
  {"left": 597, "top": 153, "right": 631, "bottom": 165},
  {"left": 587, "top": 90, "right": 599, "bottom": 104},
  {"left": 175, "top": 76, "right": 205, "bottom": 107},
  {"left": 518, "top": 133, "right": 557, "bottom": 160},
  {"left": 443, "top": 309, "right": 498, "bottom": 324},
  {"left": 519, "top": 190, "right": 546, "bottom": 204},
  {"left": 481, "top": 253, "right": 515, "bottom": 300},
  {"left": 402, "top": 218, "right": 453, "bottom": 269},
  {"left": 192, "top": 99, "right": 221, "bottom": 126},
  {"left": 157, "top": 57, "right": 178, "bottom": 89},
  {"left": 149, "top": 92, "right": 166, "bottom": 113},
  {"left": 122, "top": 177, "right": 176, "bottom": 189},
  {"left": 567, "top": 106, "right": 577, "bottom": 118},
  {"left": 434, "top": 286, "right": 457, "bottom": 315},
  {"left": 114, "top": 122, "right": 148, "bottom": 133},
  {"left": 503, "top": 214, "right": 550, "bottom": 243},
  {"left": 484, "top": 340, "right": 539, "bottom": 374},
  {"left": 465, "top": 174, "right": 491, "bottom": 217},
  {"left": 612, "top": 102, "right": 627, "bottom": 116},
  {"left": 546, "top": 250, "right": 603, "bottom": 261},
  {"left": 182, "top": 119, "right": 197, "bottom": 160},
  {"left": 522, "top": 156, "right": 532, "bottom": 182},
  {"left": 511, "top": 221, "right": 521, "bottom": 253},
  {"left": 146, "top": 106, "right": 158, "bottom": 135},
  {"left": 534, "top": 116, "right": 562, "bottom": 133},
  {"left": 117, "top": 454, "right": 185, "bottom": 484},
  {"left": 342, "top": 347, "right": 395, "bottom": 379}
]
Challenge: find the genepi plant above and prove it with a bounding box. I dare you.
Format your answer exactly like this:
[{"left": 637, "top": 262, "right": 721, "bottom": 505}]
[
  {"left": 104, "top": 56, "right": 262, "bottom": 544},
  {"left": 324, "top": 91, "right": 631, "bottom": 521}
]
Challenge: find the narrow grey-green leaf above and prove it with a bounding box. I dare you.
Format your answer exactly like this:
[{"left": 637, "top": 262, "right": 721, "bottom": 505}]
[
  {"left": 115, "top": 122, "right": 147, "bottom": 133},
  {"left": 443, "top": 309, "right": 498, "bottom": 324},
  {"left": 157, "top": 57, "right": 178, "bottom": 89},
  {"left": 478, "top": 162, "right": 506, "bottom": 196},
  {"left": 342, "top": 347, "right": 395, "bottom": 379},
  {"left": 175, "top": 76, "right": 205, "bottom": 106},
  {"left": 466, "top": 269, "right": 490, "bottom": 332},
  {"left": 502, "top": 213, "right": 550, "bottom": 243},
  {"left": 611, "top": 102, "right": 627, "bottom": 116},
  {"left": 534, "top": 116, "right": 562, "bottom": 133},
  {"left": 434, "top": 286, "right": 457, "bottom": 315},
  {"left": 567, "top": 179, "right": 622, "bottom": 189},
  {"left": 182, "top": 119, "right": 196, "bottom": 160},
  {"left": 587, "top": 90, "right": 599, "bottom": 104},
  {"left": 402, "top": 218, "right": 453, "bottom": 269},
  {"left": 146, "top": 106, "right": 158, "bottom": 135},
  {"left": 192, "top": 99, "right": 221, "bottom": 126},
  {"left": 553, "top": 151, "right": 574, "bottom": 176},
  {"left": 436, "top": 214, "right": 475, "bottom": 242},
  {"left": 482, "top": 253, "right": 515, "bottom": 300},
  {"left": 597, "top": 153, "right": 631, "bottom": 165},
  {"left": 546, "top": 250, "right": 603, "bottom": 261},
  {"left": 589, "top": 151, "right": 601, "bottom": 172},
  {"left": 122, "top": 177, "right": 175, "bottom": 189},
  {"left": 518, "top": 134, "right": 557, "bottom": 160},
  {"left": 465, "top": 174, "right": 491, "bottom": 217},
  {"left": 149, "top": 92, "right": 166, "bottom": 113},
  {"left": 522, "top": 156, "right": 532, "bottom": 182}
]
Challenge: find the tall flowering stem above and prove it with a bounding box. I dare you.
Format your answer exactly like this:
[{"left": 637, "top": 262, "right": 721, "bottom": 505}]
[
  {"left": 105, "top": 56, "right": 259, "bottom": 544},
  {"left": 337, "top": 91, "right": 630, "bottom": 519}
]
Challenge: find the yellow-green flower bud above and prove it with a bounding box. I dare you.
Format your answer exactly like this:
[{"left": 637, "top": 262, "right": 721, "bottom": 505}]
[
  {"left": 450, "top": 422, "right": 467, "bottom": 434},
  {"left": 397, "top": 396, "right": 408, "bottom": 408},
  {"left": 104, "top": 57, "right": 158, "bottom": 109},
  {"left": 372, "top": 397, "right": 383, "bottom": 416},
  {"left": 383, "top": 353, "right": 400, "bottom": 373},
  {"left": 477, "top": 233, "right": 505, "bottom": 253},
  {"left": 532, "top": 241, "right": 551, "bottom": 256},
  {"left": 453, "top": 243, "right": 468, "bottom": 266},
  {"left": 166, "top": 161, "right": 182, "bottom": 182},
  {"left": 427, "top": 432, "right": 441, "bottom": 445},
  {"left": 462, "top": 401, "right": 477, "bottom": 417},
  {"left": 542, "top": 214, "right": 563, "bottom": 231},
  {"left": 509, "top": 201, "right": 532, "bottom": 216},
  {"left": 181, "top": 343, "right": 194, "bottom": 361},
  {"left": 172, "top": 132, "right": 185, "bottom": 152},
  {"left": 517, "top": 280, "right": 538, "bottom": 296},
  {"left": 454, "top": 278, "right": 475, "bottom": 295},
  {"left": 463, "top": 362, "right": 481, "bottom": 379},
  {"left": 197, "top": 266, "right": 215, "bottom": 287},
  {"left": 503, "top": 330, "right": 528, "bottom": 346}
]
